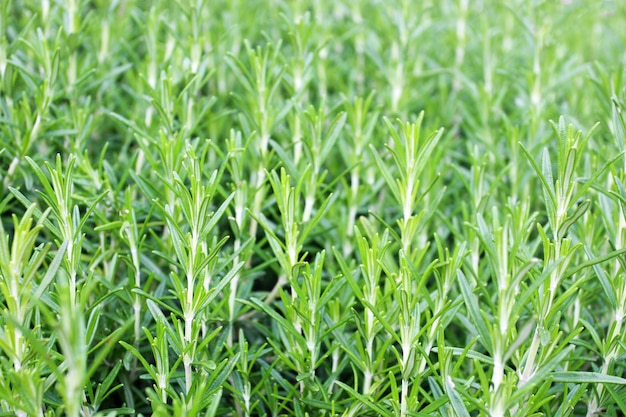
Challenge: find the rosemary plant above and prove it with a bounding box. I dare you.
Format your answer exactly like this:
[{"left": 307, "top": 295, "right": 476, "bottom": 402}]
[{"left": 2, "top": 0, "right": 626, "bottom": 416}]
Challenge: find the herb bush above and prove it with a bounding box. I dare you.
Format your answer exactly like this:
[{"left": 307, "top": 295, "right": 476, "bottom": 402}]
[{"left": 2, "top": 0, "right": 626, "bottom": 416}]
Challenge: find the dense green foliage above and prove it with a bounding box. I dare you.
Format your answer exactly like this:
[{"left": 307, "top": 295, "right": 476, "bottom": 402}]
[{"left": 2, "top": 0, "right": 626, "bottom": 415}]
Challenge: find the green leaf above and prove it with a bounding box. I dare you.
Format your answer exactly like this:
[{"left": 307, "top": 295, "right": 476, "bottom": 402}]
[
  {"left": 335, "top": 381, "right": 395, "bottom": 417},
  {"left": 552, "top": 372, "right": 626, "bottom": 385},
  {"left": 605, "top": 385, "right": 626, "bottom": 415},
  {"left": 244, "top": 298, "right": 305, "bottom": 344},
  {"left": 457, "top": 270, "right": 493, "bottom": 354},
  {"left": 558, "top": 199, "right": 590, "bottom": 239},
  {"left": 369, "top": 143, "right": 402, "bottom": 205},
  {"left": 519, "top": 143, "right": 556, "bottom": 208},
  {"left": 28, "top": 240, "right": 68, "bottom": 311},
  {"left": 444, "top": 376, "right": 470, "bottom": 417}
]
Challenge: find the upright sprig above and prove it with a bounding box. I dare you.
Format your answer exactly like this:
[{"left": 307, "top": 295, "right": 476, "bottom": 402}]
[
  {"left": 119, "top": 188, "right": 146, "bottom": 344},
  {"left": 227, "top": 41, "right": 289, "bottom": 239},
  {"left": 223, "top": 130, "right": 254, "bottom": 346},
  {"left": 522, "top": 119, "right": 617, "bottom": 326},
  {"left": 22, "top": 155, "right": 83, "bottom": 300},
  {"left": 367, "top": 112, "right": 447, "bottom": 414},
  {"left": 254, "top": 168, "right": 332, "bottom": 303},
  {"left": 457, "top": 202, "right": 538, "bottom": 417},
  {"left": 338, "top": 93, "right": 379, "bottom": 256},
  {"left": 122, "top": 145, "right": 242, "bottom": 414},
  {"left": 10, "top": 154, "right": 108, "bottom": 417},
  {"left": 281, "top": 10, "right": 318, "bottom": 166},
  {"left": 334, "top": 226, "right": 392, "bottom": 411},
  {"left": 229, "top": 330, "right": 269, "bottom": 417},
  {"left": 589, "top": 174, "right": 626, "bottom": 415},
  {"left": 517, "top": 117, "right": 624, "bottom": 406},
  {"left": 1, "top": 16, "right": 59, "bottom": 189},
  {"left": 247, "top": 167, "right": 336, "bottom": 406},
  {"left": 299, "top": 104, "right": 345, "bottom": 223},
  {"left": 367, "top": 0, "right": 423, "bottom": 114},
  {"left": 162, "top": 146, "right": 237, "bottom": 393},
  {"left": 0, "top": 203, "right": 62, "bottom": 417},
  {"left": 246, "top": 251, "right": 335, "bottom": 402},
  {"left": 371, "top": 112, "right": 443, "bottom": 255},
  {"left": 585, "top": 99, "right": 626, "bottom": 415}
]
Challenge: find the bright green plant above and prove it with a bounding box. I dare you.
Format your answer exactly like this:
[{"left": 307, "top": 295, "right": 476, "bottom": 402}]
[{"left": 2, "top": 0, "right": 626, "bottom": 416}]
